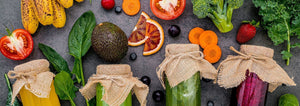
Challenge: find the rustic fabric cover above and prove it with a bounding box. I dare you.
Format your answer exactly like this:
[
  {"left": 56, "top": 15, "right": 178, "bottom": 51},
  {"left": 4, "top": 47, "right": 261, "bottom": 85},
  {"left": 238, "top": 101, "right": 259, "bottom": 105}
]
[
  {"left": 157, "top": 44, "right": 218, "bottom": 88},
  {"left": 80, "top": 64, "right": 148, "bottom": 106},
  {"left": 217, "top": 45, "right": 296, "bottom": 92},
  {"left": 8, "top": 59, "right": 55, "bottom": 103}
]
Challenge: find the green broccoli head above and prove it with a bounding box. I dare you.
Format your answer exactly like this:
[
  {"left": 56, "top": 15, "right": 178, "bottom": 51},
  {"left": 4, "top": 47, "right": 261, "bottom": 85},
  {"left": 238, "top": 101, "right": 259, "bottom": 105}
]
[
  {"left": 228, "top": 0, "right": 243, "bottom": 9},
  {"left": 192, "top": 0, "right": 244, "bottom": 33}
]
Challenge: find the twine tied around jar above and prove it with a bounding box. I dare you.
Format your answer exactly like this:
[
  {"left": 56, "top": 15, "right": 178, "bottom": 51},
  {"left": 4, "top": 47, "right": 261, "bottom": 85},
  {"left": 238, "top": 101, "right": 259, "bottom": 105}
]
[
  {"left": 80, "top": 64, "right": 149, "bottom": 106},
  {"left": 157, "top": 44, "right": 218, "bottom": 88},
  {"left": 7, "top": 59, "right": 55, "bottom": 104},
  {"left": 216, "top": 45, "right": 296, "bottom": 92}
]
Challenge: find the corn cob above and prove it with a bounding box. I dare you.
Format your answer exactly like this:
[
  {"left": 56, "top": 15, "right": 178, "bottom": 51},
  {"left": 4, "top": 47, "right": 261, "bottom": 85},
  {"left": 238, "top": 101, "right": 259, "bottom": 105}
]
[
  {"left": 21, "top": 0, "right": 39, "bottom": 34},
  {"left": 56, "top": 0, "right": 73, "bottom": 8},
  {"left": 52, "top": 0, "right": 66, "bottom": 28},
  {"left": 30, "top": 0, "right": 54, "bottom": 25}
]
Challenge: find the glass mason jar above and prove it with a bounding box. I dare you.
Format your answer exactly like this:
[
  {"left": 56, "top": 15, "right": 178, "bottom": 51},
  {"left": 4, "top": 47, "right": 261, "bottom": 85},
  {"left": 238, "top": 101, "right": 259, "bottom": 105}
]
[
  {"left": 234, "top": 70, "right": 268, "bottom": 106},
  {"left": 19, "top": 81, "right": 60, "bottom": 106},
  {"left": 96, "top": 83, "right": 132, "bottom": 106},
  {"left": 165, "top": 72, "right": 201, "bottom": 106}
]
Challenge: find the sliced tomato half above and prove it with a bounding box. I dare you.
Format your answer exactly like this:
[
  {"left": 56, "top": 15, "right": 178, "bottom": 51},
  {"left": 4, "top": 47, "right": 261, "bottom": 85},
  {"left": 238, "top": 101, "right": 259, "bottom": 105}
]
[
  {"left": 0, "top": 29, "right": 33, "bottom": 60},
  {"left": 150, "top": 0, "right": 186, "bottom": 20}
]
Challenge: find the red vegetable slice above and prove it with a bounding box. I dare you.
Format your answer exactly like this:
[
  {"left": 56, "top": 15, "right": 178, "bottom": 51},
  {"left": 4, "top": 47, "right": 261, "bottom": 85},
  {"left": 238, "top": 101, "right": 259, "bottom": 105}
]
[
  {"left": 150, "top": 0, "right": 186, "bottom": 20},
  {"left": 0, "top": 29, "right": 33, "bottom": 60}
]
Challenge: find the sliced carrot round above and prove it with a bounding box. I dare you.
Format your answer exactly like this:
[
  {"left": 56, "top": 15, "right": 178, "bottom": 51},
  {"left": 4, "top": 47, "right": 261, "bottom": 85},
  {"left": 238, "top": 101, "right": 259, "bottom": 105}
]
[
  {"left": 188, "top": 27, "right": 204, "bottom": 44},
  {"left": 199, "top": 30, "right": 218, "bottom": 49},
  {"left": 122, "top": 0, "right": 140, "bottom": 16},
  {"left": 203, "top": 45, "right": 222, "bottom": 63}
]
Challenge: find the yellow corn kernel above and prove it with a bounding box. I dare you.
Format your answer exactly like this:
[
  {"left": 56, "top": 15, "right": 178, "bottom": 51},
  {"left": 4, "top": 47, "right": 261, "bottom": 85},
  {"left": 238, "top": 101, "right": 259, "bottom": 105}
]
[{"left": 19, "top": 81, "right": 60, "bottom": 106}]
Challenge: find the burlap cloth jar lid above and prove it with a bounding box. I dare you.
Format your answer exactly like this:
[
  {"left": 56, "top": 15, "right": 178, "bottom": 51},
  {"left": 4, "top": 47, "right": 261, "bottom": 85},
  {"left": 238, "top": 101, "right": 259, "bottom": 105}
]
[
  {"left": 217, "top": 45, "right": 296, "bottom": 92},
  {"left": 80, "top": 64, "right": 149, "bottom": 106},
  {"left": 7, "top": 59, "right": 55, "bottom": 104},
  {"left": 157, "top": 44, "right": 218, "bottom": 88}
]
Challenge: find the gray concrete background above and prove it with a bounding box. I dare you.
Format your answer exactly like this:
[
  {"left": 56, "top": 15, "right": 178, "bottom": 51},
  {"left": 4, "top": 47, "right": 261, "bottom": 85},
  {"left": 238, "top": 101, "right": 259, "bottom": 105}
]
[{"left": 0, "top": 0, "right": 299, "bottom": 106}]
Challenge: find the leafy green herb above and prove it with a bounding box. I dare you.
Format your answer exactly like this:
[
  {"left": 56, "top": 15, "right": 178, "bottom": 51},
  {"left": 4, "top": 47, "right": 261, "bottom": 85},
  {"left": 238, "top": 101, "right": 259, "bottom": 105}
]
[
  {"left": 68, "top": 10, "right": 96, "bottom": 106},
  {"left": 292, "top": 43, "right": 300, "bottom": 48},
  {"left": 38, "top": 43, "right": 77, "bottom": 106},
  {"left": 252, "top": 0, "right": 300, "bottom": 65},
  {"left": 54, "top": 71, "right": 77, "bottom": 106},
  {"left": 192, "top": 0, "right": 244, "bottom": 33},
  {"left": 68, "top": 10, "right": 96, "bottom": 84},
  {"left": 5, "top": 74, "right": 20, "bottom": 106},
  {"left": 38, "top": 43, "right": 71, "bottom": 75}
]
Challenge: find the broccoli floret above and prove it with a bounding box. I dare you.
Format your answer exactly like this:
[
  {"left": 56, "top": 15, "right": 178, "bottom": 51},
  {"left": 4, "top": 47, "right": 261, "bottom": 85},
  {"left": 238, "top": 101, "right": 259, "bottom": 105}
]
[{"left": 192, "top": 0, "right": 244, "bottom": 33}]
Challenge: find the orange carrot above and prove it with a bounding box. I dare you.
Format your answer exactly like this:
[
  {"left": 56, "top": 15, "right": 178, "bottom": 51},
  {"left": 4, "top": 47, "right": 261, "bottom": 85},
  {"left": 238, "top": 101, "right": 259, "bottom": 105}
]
[
  {"left": 199, "top": 30, "right": 218, "bottom": 49},
  {"left": 122, "top": 0, "right": 140, "bottom": 16},
  {"left": 188, "top": 27, "right": 204, "bottom": 44},
  {"left": 203, "top": 45, "right": 222, "bottom": 63}
]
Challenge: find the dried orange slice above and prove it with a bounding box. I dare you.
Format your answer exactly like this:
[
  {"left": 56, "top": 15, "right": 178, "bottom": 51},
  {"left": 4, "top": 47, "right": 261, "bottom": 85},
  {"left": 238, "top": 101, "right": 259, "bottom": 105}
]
[
  {"left": 143, "top": 19, "right": 164, "bottom": 56},
  {"left": 128, "top": 12, "right": 150, "bottom": 46}
]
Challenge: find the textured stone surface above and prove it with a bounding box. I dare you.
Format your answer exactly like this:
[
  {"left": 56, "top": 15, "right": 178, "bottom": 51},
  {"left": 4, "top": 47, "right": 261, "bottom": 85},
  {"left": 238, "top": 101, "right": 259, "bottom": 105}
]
[{"left": 0, "top": 0, "right": 299, "bottom": 106}]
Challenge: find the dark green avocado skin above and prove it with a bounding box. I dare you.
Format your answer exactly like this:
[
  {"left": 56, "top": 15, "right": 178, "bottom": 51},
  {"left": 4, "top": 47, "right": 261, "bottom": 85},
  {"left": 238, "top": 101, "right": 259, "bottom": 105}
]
[{"left": 91, "top": 22, "right": 128, "bottom": 62}]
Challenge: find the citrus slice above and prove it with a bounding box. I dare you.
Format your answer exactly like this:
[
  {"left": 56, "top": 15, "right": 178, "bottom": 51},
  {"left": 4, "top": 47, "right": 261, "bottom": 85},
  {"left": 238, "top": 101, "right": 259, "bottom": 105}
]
[
  {"left": 143, "top": 19, "right": 164, "bottom": 56},
  {"left": 128, "top": 12, "right": 150, "bottom": 46}
]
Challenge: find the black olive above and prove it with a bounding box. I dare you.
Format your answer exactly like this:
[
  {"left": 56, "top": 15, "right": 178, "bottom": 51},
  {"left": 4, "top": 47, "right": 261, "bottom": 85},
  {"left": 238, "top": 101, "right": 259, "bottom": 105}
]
[
  {"left": 207, "top": 100, "right": 214, "bottom": 106},
  {"left": 129, "top": 52, "right": 137, "bottom": 60},
  {"left": 115, "top": 6, "right": 122, "bottom": 13},
  {"left": 202, "top": 78, "right": 212, "bottom": 82},
  {"left": 168, "top": 25, "right": 181, "bottom": 37},
  {"left": 140, "top": 76, "right": 151, "bottom": 85},
  {"left": 152, "top": 90, "right": 164, "bottom": 102}
]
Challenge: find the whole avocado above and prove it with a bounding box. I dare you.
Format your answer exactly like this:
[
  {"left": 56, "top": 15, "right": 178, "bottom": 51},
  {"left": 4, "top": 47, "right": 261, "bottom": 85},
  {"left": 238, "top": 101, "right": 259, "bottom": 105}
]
[
  {"left": 91, "top": 22, "right": 128, "bottom": 62},
  {"left": 279, "top": 94, "right": 299, "bottom": 106}
]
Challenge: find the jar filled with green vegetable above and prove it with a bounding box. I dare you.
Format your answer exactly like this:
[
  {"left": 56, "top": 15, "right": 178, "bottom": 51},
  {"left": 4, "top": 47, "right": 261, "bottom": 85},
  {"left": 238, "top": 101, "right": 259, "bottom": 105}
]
[
  {"left": 80, "top": 64, "right": 149, "bottom": 106},
  {"left": 157, "top": 44, "right": 218, "bottom": 106}
]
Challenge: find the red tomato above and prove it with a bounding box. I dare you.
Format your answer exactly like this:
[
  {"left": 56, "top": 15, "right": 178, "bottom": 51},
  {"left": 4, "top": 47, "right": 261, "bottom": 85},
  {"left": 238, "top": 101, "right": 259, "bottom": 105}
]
[
  {"left": 0, "top": 29, "right": 33, "bottom": 60},
  {"left": 150, "top": 0, "right": 186, "bottom": 20}
]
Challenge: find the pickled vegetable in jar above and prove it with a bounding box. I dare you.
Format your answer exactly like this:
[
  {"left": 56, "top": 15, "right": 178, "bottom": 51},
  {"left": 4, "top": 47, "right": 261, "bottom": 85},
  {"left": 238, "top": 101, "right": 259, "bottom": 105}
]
[
  {"left": 96, "top": 83, "right": 132, "bottom": 106},
  {"left": 235, "top": 71, "right": 268, "bottom": 106},
  {"left": 7, "top": 59, "right": 60, "bottom": 106},
  {"left": 19, "top": 81, "right": 60, "bottom": 106},
  {"left": 157, "top": 44, "right": 218, "bottom": 106},
  {"left": 80, "top": 64, "right": 149, "bottom": 106},
  {"left": 216, "top": 45, "right": 296, "bottom": 106},
  {"left": 165, "top": 72, "right": 201, "bottom": 106}
]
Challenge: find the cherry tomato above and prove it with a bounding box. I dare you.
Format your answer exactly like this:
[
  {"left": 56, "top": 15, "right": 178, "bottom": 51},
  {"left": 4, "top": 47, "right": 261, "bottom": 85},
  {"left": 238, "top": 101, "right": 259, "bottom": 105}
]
[
  {"left": 0, "top": 29, "right": 33, "bottom": 60},
  {"left": 150, "top": 0, "right": 186, "bottom": 20},
  {"left": 101, "top": 0, "right": 115, "bottom": 10}
]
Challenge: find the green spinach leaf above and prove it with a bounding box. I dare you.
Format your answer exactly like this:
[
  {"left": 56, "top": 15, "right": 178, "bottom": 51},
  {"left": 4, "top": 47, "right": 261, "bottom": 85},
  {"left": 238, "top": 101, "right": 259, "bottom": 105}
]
[
  {"left": 54, "top": 71, "right": 77, "bottom": 106},
  {"left": 39, "top": 43, "right": 71, "bottom": 75},
  {"left": 5, "top": 74, "right": 20, "bottom": 106},
  {"left": 68, "top": 11, "right": 96, "bottom": 84}
]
